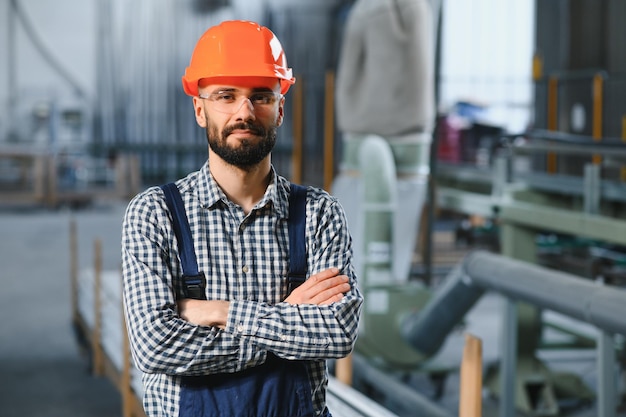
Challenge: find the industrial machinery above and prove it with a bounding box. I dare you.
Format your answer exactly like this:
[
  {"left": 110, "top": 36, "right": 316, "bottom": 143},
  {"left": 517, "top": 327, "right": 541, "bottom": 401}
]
[
  {"left": 333, "top": 1, "right": 626, "bottom": 416},
  {"left": 430, "top": 1, "right": 626, "bottom": 414},
  {"left": 332, "top": 0, "right": 441, "bottom": 371}
]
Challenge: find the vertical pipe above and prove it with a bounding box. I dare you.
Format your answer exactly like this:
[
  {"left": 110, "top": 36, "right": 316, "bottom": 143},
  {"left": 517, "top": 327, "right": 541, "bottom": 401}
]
[
  {"left": 499, "top": 298, "right": 518, "bottom": 417},
  {"left": 582, "top": 159, "right": 615, "bottom": 417},
  {"left": 583, "top": 164, "right": 600, "bottom": 215},
  {"left": 7, "top": 0, "right": 17, "bottom": 141},
  {"left": 592, "top": 73, "right": 603, "bottom": 165},
  {"left": 323, "top": 71, "right": 335, "bottom": 192},
  {"left": 546, "top": 76, "right": 558, "bottom": 173},
  {"left": 597, "top": 331, "right": 617, "bottom": 417},
  {"left": 422, "top": 130, "right": 437, "bottom": 284},
  {"left": 291, "top": 74, "right": 304, "bottom": 184}
]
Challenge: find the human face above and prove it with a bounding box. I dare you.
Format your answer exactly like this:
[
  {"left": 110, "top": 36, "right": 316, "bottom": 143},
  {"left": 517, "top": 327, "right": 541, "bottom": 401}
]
[{"left": 194, "top": 80, "right": 284, "bottom": 169}]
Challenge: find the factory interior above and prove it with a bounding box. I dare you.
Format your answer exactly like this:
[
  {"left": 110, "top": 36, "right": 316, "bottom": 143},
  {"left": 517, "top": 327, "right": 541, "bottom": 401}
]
[{"left": 1, "top": 0, "right": 626, "bottom": 416}]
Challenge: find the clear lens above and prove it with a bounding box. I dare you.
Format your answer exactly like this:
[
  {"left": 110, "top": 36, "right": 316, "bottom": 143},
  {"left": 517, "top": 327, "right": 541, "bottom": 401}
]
[{"left": 199, "top": 90, "right": 281, "bottom": 113}]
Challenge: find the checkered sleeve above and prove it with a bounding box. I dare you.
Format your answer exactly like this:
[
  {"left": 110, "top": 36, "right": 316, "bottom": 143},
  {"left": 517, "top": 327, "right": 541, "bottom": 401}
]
[
  {"left": 226, "top": 191, "right": 363, "bottom": 360},
  {"left": 122, "top": 188, "right": 242, "bottom": 376}
]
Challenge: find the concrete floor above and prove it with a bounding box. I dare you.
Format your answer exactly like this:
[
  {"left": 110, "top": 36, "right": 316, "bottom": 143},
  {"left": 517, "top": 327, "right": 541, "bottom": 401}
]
[{"left": 0, "top": 201, "right": 126, "bottom": 417}]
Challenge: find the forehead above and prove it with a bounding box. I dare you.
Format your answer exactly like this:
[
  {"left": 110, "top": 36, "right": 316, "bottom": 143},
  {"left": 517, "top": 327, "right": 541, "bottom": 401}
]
[{"left": 198, "top": 76, "right": 280, "bottom": 92}]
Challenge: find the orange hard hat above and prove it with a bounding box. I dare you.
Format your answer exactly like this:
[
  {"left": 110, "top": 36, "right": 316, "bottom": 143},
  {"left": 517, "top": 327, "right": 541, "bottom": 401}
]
[{"left": 182, "top": 20, "right": 295, "bottom": 96}]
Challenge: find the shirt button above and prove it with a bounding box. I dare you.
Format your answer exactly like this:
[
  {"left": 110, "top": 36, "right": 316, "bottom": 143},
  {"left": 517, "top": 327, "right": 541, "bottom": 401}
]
[
  {"left": 242, "top": 265, "right": 249, "bottom": 273},
  {"left": 237, "top": 324, "right": 244, "bottom": 332},
  {"left": 279, "top": 334, "right": 286, "bottom": 341}
]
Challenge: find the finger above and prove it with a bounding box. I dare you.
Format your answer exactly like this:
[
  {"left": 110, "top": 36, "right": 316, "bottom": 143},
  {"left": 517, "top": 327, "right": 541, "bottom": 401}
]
[
  {"left": 295, "top": 268, "right": 339, "bottom": 291},
  {"left": 283, "top": 271, "right": 347, "bottom": 304},
  {"left": 298, "top": 275, "right": 347, "bottom": 301},
  {"left": 318, "top": 292, "right": 346, "bottom": 306},
  {"left": 308, "top": 267, "right": 340, "bottom": 283},
  {"left": 309, "top": 282, "right": 351, "bottom": 305}
]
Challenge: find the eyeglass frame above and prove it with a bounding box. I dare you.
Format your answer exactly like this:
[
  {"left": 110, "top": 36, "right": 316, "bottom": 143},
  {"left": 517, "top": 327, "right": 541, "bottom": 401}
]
[{"left": 198, "top": 88, "right": 283, "bottom": 114}]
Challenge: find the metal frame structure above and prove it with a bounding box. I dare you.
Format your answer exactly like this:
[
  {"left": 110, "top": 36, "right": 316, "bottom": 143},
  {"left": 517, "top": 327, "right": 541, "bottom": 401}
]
[
  {"left": 461, "top": 250, "right": 626, "bottom": 417},
  {"left": 434, "top": 137, "right": 626, "bottom": 415}
]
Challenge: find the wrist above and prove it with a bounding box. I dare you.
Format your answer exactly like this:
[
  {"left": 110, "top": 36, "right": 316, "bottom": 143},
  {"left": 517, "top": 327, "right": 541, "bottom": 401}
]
[{"left": 209, "top": 300, "right": 229, "bottom": 329}]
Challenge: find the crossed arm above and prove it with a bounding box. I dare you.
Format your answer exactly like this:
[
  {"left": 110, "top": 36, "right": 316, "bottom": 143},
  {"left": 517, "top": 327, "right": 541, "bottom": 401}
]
[{"left": 178, "top": 267, "right": 351, "bottom": 328}]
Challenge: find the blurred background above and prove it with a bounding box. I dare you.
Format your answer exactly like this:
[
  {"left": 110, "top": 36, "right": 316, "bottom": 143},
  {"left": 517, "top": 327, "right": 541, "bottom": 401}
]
[
  {"left": 0, "top": 0, "right": 534, "bottom": 194},
  {"left": 2, "top": 1, "right": 626, "bottom": 416}
]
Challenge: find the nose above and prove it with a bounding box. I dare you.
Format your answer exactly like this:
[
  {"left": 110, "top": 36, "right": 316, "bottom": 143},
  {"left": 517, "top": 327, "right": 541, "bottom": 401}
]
[{"left": 232, "top": 97, "right": 255, "bottom": 120}]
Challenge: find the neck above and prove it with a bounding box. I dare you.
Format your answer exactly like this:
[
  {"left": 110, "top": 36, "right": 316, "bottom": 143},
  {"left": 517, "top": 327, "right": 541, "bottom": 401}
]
[{"left": 208, "top": 150, "right": 272, "bottom": 214}]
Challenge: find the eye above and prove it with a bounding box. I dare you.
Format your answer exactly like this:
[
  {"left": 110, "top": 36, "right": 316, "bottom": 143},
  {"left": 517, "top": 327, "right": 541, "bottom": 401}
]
[
  {"left": 213, "top": 92, "right": 236, "bottom": 102},
  {"left": 250, "top": 93, "right": 274, "bottom": 105}
]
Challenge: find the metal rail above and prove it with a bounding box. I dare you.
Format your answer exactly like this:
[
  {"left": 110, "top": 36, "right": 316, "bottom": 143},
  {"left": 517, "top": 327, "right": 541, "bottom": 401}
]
[
  {"left": 326, "top": 375, "right": 401, "bottom": 417},
  {"left": 463, "top": 250, "right": 626, "bottom": 336},
  {"left": 464, "top": 250, "right": 626, "bottom": 417},
  {"left": 348, "top": 354, "right": 453, "bottom": 417}
]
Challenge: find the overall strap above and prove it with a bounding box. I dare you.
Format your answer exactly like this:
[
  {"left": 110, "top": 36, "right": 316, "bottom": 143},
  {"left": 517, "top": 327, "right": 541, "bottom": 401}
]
[
  {"left": 159, "top": 183, "right": 206, "bottom": 300},
  {"left": 287, "top": 183, "right": 308, "bottom": 295},
  {"left": 159, "top": 182, "right": 307, "bottom": 299}
]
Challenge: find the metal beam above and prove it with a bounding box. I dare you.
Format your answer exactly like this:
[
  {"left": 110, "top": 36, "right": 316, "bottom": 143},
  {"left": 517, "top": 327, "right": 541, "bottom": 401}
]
[
  {"left": 436, "top": 186, "right": 498, "bottom": 217},
  {"left": 499, "top": 201, "right": 626, "bottom": 247}
]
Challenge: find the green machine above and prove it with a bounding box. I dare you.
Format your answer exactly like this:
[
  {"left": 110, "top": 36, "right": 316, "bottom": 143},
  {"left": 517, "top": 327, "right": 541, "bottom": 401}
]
[{"left": 333, "top": 133, "right": 454, "bottom": 370}]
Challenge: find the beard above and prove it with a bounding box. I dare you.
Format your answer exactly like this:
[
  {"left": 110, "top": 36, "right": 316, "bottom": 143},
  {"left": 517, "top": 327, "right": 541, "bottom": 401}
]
[{"left": 206, "top": 120, "right": 277, "bottom": 169}]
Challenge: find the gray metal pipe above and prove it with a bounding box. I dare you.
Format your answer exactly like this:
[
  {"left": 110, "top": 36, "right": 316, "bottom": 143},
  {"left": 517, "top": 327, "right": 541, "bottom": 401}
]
[
  {"left": 401, "top": 249, "right": 626, "bottom": 356},
  {"left": 463, "top": 250, "right": 626, "bottom": 336},
  {"left": 401, "top": 265, "right": 485, "bottom": 356},
  {"left": 350, "top": 353, "right": 453, "bottom": 417}
]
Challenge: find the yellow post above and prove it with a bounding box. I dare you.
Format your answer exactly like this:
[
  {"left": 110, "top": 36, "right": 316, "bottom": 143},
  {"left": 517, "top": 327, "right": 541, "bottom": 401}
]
[
  {"left": 532, "top": 52, "right": 543, "bottom": 81},
  {"left": 592, "top": 73, "right": 604, "bottom": 165},
  {"left": 335, "top": 354, "right": 353, "bottom": 386},
  {"left": 459, "top": 333, "right": 483, "bottom": 417}
]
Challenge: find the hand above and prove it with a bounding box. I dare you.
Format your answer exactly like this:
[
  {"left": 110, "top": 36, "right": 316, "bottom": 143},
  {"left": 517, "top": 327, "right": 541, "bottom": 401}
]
[
  {"left": 178, "top": 299, "right": 229, "bottom": 329},
  {"left": 284, "top": 268, "right": 351, "bottom": 306}
]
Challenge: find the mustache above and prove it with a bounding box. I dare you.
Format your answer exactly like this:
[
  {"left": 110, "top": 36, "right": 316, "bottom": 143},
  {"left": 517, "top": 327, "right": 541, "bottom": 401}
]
[{"left": 222, "top": 122, "right": 266, "bottom": 138}]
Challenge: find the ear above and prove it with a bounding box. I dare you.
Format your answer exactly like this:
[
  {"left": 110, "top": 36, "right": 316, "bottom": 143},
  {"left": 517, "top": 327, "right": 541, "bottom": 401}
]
[
  {"left": 193, "top": 97, "right": 207, "bottom": 128},
  {"left": 275, "top": 95, "right": 285, "bottom": 127}
]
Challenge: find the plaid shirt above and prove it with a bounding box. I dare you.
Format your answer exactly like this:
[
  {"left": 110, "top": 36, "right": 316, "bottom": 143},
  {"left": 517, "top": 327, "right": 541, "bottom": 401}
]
[{"left": 122, "top": 162, "right": 363, "bottom": 417}]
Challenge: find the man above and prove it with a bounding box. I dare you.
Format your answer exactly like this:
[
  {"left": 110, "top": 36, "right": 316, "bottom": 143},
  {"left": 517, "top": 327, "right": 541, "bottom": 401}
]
[{"left": 122, "top": 20, "right": 363, "bottom": 417}]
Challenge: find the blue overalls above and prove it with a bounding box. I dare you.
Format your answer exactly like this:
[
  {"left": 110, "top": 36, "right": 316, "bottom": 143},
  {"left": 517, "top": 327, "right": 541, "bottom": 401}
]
[
  {"left": 179, "top": 353, "right": 314, "bottom": 417},
  {"left": 161, "top": 183, "right": 324, "bottom": 417}
]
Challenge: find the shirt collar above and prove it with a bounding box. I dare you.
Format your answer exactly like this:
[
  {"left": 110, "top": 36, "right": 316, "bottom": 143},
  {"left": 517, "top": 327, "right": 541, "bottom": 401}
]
[{"left": 196, "top": 161, "right": 289, "bottom": 218}]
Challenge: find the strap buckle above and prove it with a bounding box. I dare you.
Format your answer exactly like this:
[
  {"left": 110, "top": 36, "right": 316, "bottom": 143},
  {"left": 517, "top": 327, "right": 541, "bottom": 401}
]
[
  {"left": 287, "top": 273, "right": 306, "bottom": 295},
  {"left": 183, "top": 273, "right": 207, "bottom": 300}
]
